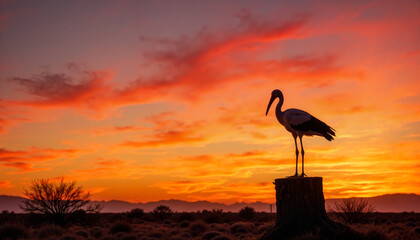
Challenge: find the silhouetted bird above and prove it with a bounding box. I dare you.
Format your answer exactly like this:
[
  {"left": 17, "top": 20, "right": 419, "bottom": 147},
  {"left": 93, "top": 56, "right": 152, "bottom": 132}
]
[{"left": 266, "top": 89, "right": 335, "bottom": 177}]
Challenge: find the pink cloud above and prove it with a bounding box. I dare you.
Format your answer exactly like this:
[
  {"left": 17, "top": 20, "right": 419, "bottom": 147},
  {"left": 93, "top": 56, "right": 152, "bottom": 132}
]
[{"left": 8, "top": 69, "right": 113, "bottom": 110}]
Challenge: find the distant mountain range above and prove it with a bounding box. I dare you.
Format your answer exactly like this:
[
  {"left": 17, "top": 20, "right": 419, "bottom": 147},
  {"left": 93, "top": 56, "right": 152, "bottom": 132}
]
[{"left": 1, "top": 193, "right": 419, "bottom": 213}]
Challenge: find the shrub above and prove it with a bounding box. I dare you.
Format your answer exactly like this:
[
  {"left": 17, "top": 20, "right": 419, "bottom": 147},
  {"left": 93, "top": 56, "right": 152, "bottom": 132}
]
[
  {"left": 230, "top": 222, "right": 252, "bottom": 234},
  {"left": 213, "top": 236, "right": 231, "bottom": 240},
  {"left": 329, "top": 198, "right": 375, "bottom": 223},
  {"left": 405, "top": 222, "right": 415, "bottom": 227},
  {"left": 189, "top": 221, "right": 208, "bottom": 236},
  {"left": 177, "top": 212, "right": 195, "bottom": 222},
  {"left": 21, "top": 177, "right": 102, "bottom": 225},
  {"left": 363, "top": 228, "right": 388, "bottom": 240},
  {"left": 127, "top": 208, "right": 144, "bottom": 219},
  {"left": 0, "top": 211, "right": 17, "bottom": 225},
  {"left": 205, "top": 209, "right": 224, "bottom": 223},
  {"left": 0, "top": 223, "right": 30, "bottom": 240},
  {"left": 101, "top": 236, "right": 116, "bottom": 240},
  {"left": 109, "top": 222, "right": 132, "bottom": 234},
  {"left": 75, "top": 229, "right": 89, "bottom": 237},
  {"left": 180, "top": 232, "right": 192, "bottom": 238},
  {"left": 410, "top": 227, "right": 420, "bottom": 234},
  {"left": 37, "top": 224, "right": 64, "bottom": 239},
  {"left": 203, "top": 231, "right": 221, "bottom": 240},
  {"left": 60, "top": 235, "right": 77, "bottom": 240},
  {"left": 239, "top": 206, "right": 256, "bottom": 220},
  {"left": 148, "top": 232, "right": 164, "bottom": 238},
  {"left": 122, "top": 235, "right": 137, "bottom": 240},
  {"left": 179, "top": 220, "right": 190, "bottom": 228},
  {"left": 90, "top": 227, "right": 103, "bottom": 238},
  {"left": 152, "top": 205, "right": 173, "bottom": 220}
]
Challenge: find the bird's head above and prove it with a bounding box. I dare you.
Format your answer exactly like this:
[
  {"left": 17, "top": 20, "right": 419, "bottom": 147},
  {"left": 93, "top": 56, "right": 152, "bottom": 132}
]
[{"left": 266, "top": 89, "right": 283, "bottom": 116}]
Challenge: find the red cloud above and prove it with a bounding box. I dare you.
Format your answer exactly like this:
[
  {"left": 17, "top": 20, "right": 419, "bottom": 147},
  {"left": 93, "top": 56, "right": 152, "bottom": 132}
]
[
  {"left": 87, "top": 125, "right": 145, "bottom": 135},
  {"left": 119, "top": 16, "right": 309, "bottom": 102},
  {"left": 95, "top": 159, "right": 125, "bottom": 166},
  {"left": 119, "top": 129, "right": 204, "bottom": 148},
  {"left": 226, "top": 150, "right": 266, "bottom": 158},
  {"left": 2, "top": 13, "right": 361, "bottom": 128},
  {"left": 0, "top": 147, "right": 81, "bottom": 173},
  {"left": 0, "top": 181, "right": 12, "bottom": 188}
]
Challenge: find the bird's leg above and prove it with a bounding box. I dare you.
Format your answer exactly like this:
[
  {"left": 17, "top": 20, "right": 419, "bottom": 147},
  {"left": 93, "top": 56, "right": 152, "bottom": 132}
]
[
  {"left": 299, "top": 136, "right": 307, "bottom": 177},
  {"left": 293, "top": 136, "right": 299, "bottom": 177}
]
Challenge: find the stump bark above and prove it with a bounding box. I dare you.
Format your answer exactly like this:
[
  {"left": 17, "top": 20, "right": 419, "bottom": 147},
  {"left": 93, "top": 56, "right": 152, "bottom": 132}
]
[{"left": 259, "top": 177, "right": 349, "bottom": 240}]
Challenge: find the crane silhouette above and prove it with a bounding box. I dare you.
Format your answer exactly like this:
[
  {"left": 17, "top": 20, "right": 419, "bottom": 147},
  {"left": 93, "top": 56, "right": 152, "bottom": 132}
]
[{"left": 266, "top": 89, "right": 335, "bottom": 177}]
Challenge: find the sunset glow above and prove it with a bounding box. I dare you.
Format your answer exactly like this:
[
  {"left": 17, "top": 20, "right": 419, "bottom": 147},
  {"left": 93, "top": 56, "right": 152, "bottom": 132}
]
[{"left": 1, "top": 0, "right": 419, "bottom": 204}]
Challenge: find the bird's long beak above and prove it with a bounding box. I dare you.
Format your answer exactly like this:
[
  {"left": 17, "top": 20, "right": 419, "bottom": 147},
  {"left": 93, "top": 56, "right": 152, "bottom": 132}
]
[{"left": 266, "top": 96, "right": 276, "bottom": 116}]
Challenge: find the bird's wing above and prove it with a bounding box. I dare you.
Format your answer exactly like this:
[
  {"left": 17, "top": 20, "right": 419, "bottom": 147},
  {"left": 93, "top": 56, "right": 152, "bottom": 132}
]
[
  {"left": 288, "top": 110, "right": 336, "bottom": 141},
  {"left": 284, "top": 109, "right": 312, "bottom": 126}
]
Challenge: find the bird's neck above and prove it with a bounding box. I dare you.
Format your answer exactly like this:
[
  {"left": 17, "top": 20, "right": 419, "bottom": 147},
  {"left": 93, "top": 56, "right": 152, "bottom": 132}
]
[{"left": 276, "top": 97, "right": 283, "bottom": 114}]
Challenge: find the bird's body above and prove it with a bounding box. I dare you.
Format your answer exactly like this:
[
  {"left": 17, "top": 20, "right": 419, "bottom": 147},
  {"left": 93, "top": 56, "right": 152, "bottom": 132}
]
[{"left": 266, "top": 89, "right": 335, "bottom": 177}]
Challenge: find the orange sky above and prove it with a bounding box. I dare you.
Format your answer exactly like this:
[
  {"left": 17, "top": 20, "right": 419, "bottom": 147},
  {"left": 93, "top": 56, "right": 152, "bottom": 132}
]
[{"left": 0, "top": 0, "right": 419, "bottom": 203}]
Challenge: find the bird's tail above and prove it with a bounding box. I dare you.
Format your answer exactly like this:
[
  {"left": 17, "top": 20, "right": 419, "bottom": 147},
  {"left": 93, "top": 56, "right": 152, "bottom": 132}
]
[{"left": 323, "top": 126, "right": 336, "bottom": 141}]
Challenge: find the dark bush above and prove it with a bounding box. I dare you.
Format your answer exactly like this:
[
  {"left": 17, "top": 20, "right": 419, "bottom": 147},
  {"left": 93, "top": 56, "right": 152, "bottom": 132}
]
[
  {"left": 122, "top": 235, "right": 137, "bottom": 240},
  {"left": 75, "top": 229, "right": 89, "bottom": 237},
  {"left": 410, "top": 226, "right": 420, "bottom": 235},
  {"left": 202, "top": 231, "right": 221, "bottom": 240},
  {"left": 109, "top": 222, "right": 132, "bottom": 234},
  {"left": 329, "top": 198, "right": 375, "bottom": 223},
  {"left": 180, "top": 220, "right": 190, "bottom": 228},
  {"left": 0, "top": 211, "right": 17, "bottom": 225},
  {"left": 404, "top": 221, "right": 415, "bottom": 227},
  {"left": 127, "top": 208, "right": 144, "bottom": 219},
  {"left": 151, "top": 205, "right": 173, "bottom": 220},
  {"left": 148, "top": 232, "right": 164, "bottom": 238},
  {"left": 213, "top": 236, "right": 231, "bottom": 240},
  {"left": 205, "top": 209, "right": 224, "bottom": 223},
  {"left": 60, "top": 235, "right": 77, "bottom": 240},
  {"left": 363, "top": 228, "right": 388, "bottom": 240},
  {"left": 230, "top": 222, "right": 252, "bottom": 234},
  {"left": 37, "top": 224, "right": 64, "bottom": 239},
  {"left": 177, "top": 212, "right": 195, "bottom": 222},
  {"left": 189, "top": 221, "right": 208, "bottom": 236},
  {"left": 239, "top": 207, "right": 256, "bottom": 220},
  {"left": 0, "top": 223, "right": 30, "bottom": 240},
  {"left": 101, "top": 236, "right": 116, "bottom": 240},
  {"left": 90, "top": 227, "right": 103, "bottom": 238},
  {"left": 180, "top": 232, "right": 192, "bottom": 238}
]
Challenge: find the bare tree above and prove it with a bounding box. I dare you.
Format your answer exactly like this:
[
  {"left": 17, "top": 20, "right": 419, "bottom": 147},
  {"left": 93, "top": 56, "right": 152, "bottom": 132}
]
[
  {"left": 329, "top": 198, "right": 375, "bottom": 223},
  {"left": 20, "top": 177, "right": 102, "bottom": 224}
]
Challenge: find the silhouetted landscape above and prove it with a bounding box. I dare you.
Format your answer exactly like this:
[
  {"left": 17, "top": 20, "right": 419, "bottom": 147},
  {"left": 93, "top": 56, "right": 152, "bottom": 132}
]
[
  {"left": 1, "top": 194, "right": 419, "bottom": 239},
  {"left": 1, "top": 203, "right": 419, "bottom": 239},
  {"left": 2, "top": 193, "right": 420, "bottom": 213}
]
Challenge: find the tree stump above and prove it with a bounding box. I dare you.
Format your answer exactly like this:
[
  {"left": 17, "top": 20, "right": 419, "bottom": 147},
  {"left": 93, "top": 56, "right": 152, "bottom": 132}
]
[{"left": 259, "top": 177, "right": 349, "bottom": 240}]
